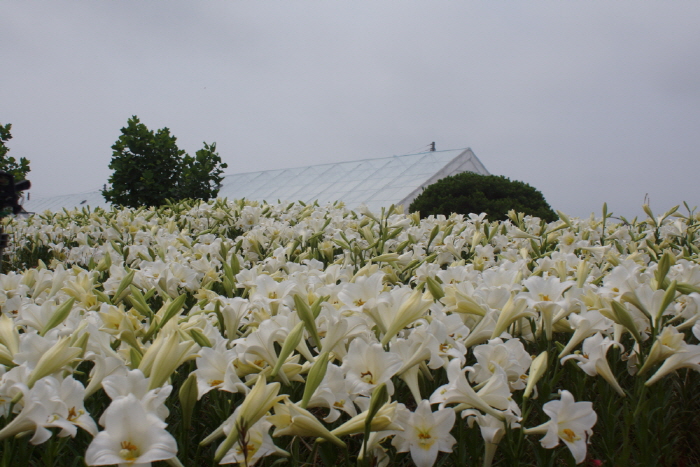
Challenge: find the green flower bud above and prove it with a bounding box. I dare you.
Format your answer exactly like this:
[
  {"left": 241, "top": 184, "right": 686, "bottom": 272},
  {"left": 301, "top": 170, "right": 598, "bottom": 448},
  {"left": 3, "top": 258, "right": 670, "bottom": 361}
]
[
  {"left": 300, "top": 351, "right": 329, "bottom": 409},
  {"left": 294, "top": 294, "right": 321, "bottom": 351},
  {"left": 523, "top": 351, "right": 548, "bottom": 399},
  {"left": 270, "top": 322, "right": 304, "bottom": 379},
  {"left": 40, "top": 298, "right": 75, "bottom": 337},
  {"left": 178, "top": 372, "right": 198, "bottom": 430}
]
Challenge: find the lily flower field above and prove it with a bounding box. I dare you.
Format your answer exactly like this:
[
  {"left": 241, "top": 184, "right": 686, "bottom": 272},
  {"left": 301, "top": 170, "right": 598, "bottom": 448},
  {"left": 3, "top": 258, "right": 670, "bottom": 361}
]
[{"left": 1, "top": 199, "right": 699, "bottom": 466}]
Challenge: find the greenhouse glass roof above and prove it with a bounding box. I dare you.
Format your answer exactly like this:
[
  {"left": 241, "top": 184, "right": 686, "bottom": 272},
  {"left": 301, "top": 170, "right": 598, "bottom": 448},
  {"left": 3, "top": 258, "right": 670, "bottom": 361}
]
[{"left": 23, "top": 147, "right": 488, "bottom": 213}]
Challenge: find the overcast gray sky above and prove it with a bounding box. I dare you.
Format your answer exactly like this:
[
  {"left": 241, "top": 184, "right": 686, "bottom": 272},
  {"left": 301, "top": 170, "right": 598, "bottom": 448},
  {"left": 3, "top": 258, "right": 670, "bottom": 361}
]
[{"left": 3, "top": 1, "right": 699, "bottom": 219}]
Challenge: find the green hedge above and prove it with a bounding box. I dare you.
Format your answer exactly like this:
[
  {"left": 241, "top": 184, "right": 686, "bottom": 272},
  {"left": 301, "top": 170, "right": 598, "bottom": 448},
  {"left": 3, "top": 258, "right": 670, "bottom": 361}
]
[{"left": 409, "top": 172, "right": 557, "bottom": 222}]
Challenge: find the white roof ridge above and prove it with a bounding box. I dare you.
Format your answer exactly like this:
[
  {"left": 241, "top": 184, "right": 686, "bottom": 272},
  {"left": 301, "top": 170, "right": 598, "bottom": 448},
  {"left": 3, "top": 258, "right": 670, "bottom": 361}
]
[{"left": 220, "top": 147, "right": 470, "bottom": 178}]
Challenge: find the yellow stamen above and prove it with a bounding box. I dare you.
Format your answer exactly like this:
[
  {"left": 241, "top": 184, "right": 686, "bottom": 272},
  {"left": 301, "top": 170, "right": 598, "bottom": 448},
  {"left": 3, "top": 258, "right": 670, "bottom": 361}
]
[
  {"left": 416, "top": 430, "right": 436, "bottom": 449},
  {"left": 561, "top": 428, "right": 580, "bottom": 443},
  {"left": 119, "top": 440, "right": 140, "bottom": 461}
]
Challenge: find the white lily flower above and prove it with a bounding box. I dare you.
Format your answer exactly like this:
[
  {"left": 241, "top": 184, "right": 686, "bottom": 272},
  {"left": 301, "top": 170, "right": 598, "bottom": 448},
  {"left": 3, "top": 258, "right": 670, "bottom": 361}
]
[
  {"left": 101, "top": 369, "right": 172, "bottom": 423},
  {"left": 341, "top": 338, "right": 403, "bottom": 396},
  {"left": 84, "top": 352, "right": 128, "bottom": 398},
  {"left": 645, "top": 342, "right": 700, "bottom": 386},
  {"left": 470, "top": 337, "right": 531, "bottom": 391},
  {"left": 638, "top": 325, "right": 687, "bottom": 375},
  {"left": 558, "top": 309, "right": 613, "bottom": 358},
  {"left": 465, "top": 407, "right": 521, "bottom": 467},
  {"left": 0, "top": 365, "right": 30, "bottom": 416},
  {"left": 391, "top": 337, "right": 434, "bottom": 402},
  {"left": 337, "top": 271, "right": 386, "bottom": 313},
  {"left": 16, "top": 299, "right": 64, "bottom": 334},
  {"left": 525, "top": 390, "right": 597, "bottom": 464},
  {"left": 430, "top": 359, "right": 509, "bottom": 420},
  {"left": 520, "top": 275, "right": 574, "bottom": 340},
  {"left": 56, "top": 375, "right": 98, "bottom": 437},
  {"left": 194, "top": 342, "right": 248, "bottom": 399},
  {"left": 85, "top": 394, "right": 178, "bottom": 467},
  {"left": 306, "top": 363, "right": 358, "bottom": 422},
  {"left": 379, "top": 289, "right": 433, "bottom": 346},
  {"left": 561, "top": 333, "right": 625, "bottom": 397},
  {"left": 391, "top": 400, "right": 456, "bottom": 467},
  {"left": 0, "top": 377, "right": 77, "bottom": 445},
  {"left": 0, "top": 271, "right": 28, "bottom": 313},
  {"left": 218, "top": 297, "right": 250, "bottom": 340},
  {"left": 238, "top": 317, "right": 289, "bottom": 372}
]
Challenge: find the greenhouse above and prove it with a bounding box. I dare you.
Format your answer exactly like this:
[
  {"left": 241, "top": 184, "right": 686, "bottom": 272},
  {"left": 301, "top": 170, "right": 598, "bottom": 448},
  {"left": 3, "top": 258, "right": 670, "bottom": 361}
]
[{"left": 23, "top": 147, "right": 488, "bottom": 213}]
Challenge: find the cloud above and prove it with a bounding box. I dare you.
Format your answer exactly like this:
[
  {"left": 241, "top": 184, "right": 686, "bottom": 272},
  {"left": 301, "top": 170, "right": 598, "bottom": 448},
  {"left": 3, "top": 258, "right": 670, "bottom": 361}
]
[{"left": 3, "top": 1, "right": 699, "bottom": 217}]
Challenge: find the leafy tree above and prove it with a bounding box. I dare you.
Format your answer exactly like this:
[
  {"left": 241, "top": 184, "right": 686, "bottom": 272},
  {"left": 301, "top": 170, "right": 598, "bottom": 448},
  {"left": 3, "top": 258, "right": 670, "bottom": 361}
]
[
  {"left": 177, "top": 142, "right": 226, "bottom": 201},
  {"left": 409, "top": 172, "right": 557, "bottom": 222},
  {"left": 102, "top": 116, "right": 227, "bottom": 208},
  {"left": 0, "top": 123, "right": 31, "bottom": 181}
]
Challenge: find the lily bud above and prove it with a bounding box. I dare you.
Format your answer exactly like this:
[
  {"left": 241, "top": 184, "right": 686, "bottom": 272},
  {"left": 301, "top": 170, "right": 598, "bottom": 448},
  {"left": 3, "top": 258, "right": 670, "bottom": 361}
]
[
  {"left": 214, "top": 376, "right": 284, "bottom": 462},
  {"left": 523, "top": 351, "right": 548, "bottom": 399},
  {"left": 469, "top": 231, "right": 484, "bottom": 253},
  {"left": 329, "top": 401, "right": 402, "bottom": 439},
  {"left": 0, "top": 314, "right": 20, "bottom": 355},
  {"left": 26, "top": 336, "right": 82, "bottom": 388},
  {"left": 425, "top": 224, "right": 440, "bottom": 245},
  {"left": 372, "top": 253, "right": 400, "bottom": 263},
  {"left": 654, "top": 251, "right": 675, "bottom": 289},
  {"left": 380, "top": 290, "right": 432, "bottom": 346},
  {"left": 638, "top": 326, "right": 685, "bottom": 375},
  {"left": 556, "top": 210, "right": 573, "bottom": 228},
  {"left": 268, "top": 399, "right": 345, "bottom": 447},
  {"left": 189, "top": 328, "right": 212, "bottom": 348},
  {"left": 294, "top": 295, "right": 322, "bottom": 350},
  {"left": 425, "top": 276, "right": 445, "bottom": 301},
  {"left": 300, "top": 351, "right": 329, "bottom": 409},
  {"left": 40, "top": 298, "right": 75, "bottom": 336},
  {"left": 645, "top": 343, "right": 700, "bottom": 386},
  {"left": 610, "top": 300, "right": 644, "bottom": 344},
  {"left": 656, "top": 281, "right": 677, "bottom": 324},
  {"left": 96, "top": 251, "right": 112, "bottom": 272},
  {"left": 129, "top": 347, "right": 143, "bottom": 369},
  {"left": 112, "top": 269, "right": 135, "bottom": 304},
  {"left": 0, "top": 344, "right": 14, "bottom": 367},
  {"left": 128, "top": 285, "right": 154, "bottom": 317},
  {"left": 160, "top": 294, "right": 188, "bottom": 329},
  {"left": 144, "top": 331, "right": 196, "bottom": 390},
  {"left": 576, "top": 260, "right": 590, "bottom": 289},
  {"left": 179, "top": 372, "right": 198, "bottom": 430},
  {"left": 366, "top": 383, "right": 389, "bottom": 428},
  {"left": 270, "top": 321, "right": 304, "bottom": 379},
  {"left": 491, "top": 296, "right": 529, "bottom": 339},
  {"left": 310, "top": 295, "right": 328, "bottom": 319},
  {"left": 510, "top": 228, "right": 538, "bottom": 240}
]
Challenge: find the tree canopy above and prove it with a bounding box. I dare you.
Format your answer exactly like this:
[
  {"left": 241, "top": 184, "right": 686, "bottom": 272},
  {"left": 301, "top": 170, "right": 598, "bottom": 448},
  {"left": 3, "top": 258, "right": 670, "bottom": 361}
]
[
  {"left": 408, "top": 172, "right": 557, "bottom": 222},
  {"left": 0, "top": 123, "right": 31, "bottom": 181},
  {"left": 102, "top": 116, "right": 227, "bottom": 208}
]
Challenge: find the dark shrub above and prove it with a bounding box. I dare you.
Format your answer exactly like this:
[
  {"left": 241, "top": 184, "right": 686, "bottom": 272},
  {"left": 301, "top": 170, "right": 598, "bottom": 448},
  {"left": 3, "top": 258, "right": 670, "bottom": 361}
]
[{"left": 409, "top": 172, "right": 557, "bottom": 222}]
